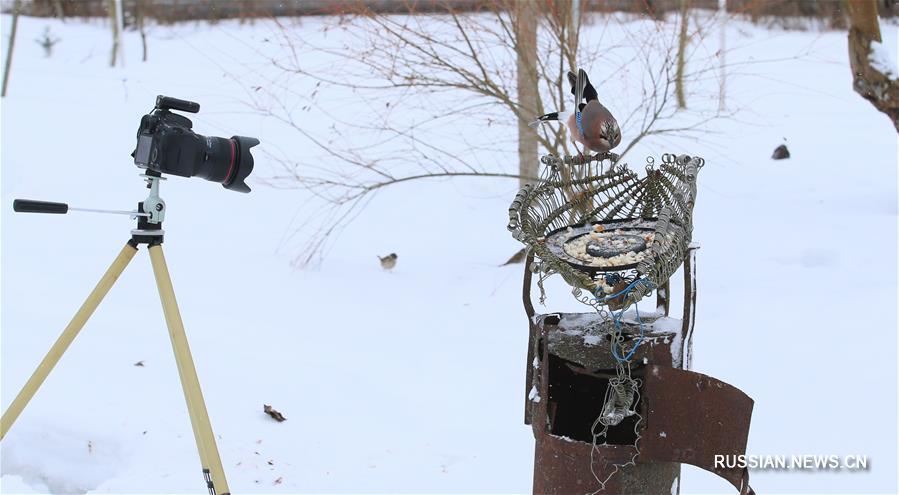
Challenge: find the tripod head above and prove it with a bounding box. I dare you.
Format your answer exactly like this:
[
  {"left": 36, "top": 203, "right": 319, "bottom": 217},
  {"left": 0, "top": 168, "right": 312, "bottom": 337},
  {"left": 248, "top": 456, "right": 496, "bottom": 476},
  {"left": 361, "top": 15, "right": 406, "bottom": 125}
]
[{"left": 13, "top": 171, "right": 168, "bottom": 244}]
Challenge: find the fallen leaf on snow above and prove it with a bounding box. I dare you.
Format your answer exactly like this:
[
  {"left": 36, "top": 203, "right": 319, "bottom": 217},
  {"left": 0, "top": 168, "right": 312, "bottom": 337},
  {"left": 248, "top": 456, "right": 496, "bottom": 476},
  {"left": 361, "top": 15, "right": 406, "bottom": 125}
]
[{"left": 264, "top": 404, "right": 287, "bottom": 422}]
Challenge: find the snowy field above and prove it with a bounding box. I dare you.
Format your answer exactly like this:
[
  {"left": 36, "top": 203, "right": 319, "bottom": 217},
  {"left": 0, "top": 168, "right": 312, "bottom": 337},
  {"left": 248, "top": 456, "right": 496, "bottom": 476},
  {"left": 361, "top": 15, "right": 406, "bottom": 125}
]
[{"left": 1, "top": 11, "right": 897, "bottom": 495}]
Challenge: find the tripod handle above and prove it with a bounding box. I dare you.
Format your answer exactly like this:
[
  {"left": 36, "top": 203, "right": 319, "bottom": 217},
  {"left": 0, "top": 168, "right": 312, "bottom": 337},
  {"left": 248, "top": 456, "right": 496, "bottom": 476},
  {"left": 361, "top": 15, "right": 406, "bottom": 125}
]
[{"left": 13, "top": 199, "right": 69, "bottom": 214}]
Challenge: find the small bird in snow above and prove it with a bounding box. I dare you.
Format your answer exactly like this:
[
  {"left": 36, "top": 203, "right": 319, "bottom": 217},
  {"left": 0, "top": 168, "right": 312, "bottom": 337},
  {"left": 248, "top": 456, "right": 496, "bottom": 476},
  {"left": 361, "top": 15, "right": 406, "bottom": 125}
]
[
  {"left": 771, "top": 142, "right": 790, "bottom": 160},
  {"left": 530, "top": 69, "right": 621, "bottom": 153},
  {"left": 378, "top": 253, "right": 398, "bottom": 270}
]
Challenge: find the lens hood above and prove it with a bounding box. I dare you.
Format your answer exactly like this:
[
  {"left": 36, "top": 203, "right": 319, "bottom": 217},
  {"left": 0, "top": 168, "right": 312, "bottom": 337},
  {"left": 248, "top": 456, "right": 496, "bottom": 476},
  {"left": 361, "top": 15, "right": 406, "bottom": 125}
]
[{"left": 223, "top": 136, "right": 260, "bottom": 193}]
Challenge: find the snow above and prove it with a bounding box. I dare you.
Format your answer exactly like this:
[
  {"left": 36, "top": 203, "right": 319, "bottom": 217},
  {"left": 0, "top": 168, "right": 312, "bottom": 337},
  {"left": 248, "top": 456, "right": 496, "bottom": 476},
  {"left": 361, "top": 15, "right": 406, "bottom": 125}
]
[
  {"left": 0, "top": 474, "right": 49, "bottom": 494},
  {"left": 1, "top": 12, "right": 897, "bottom": 495},
  {"left": 2, "top": 424, "right": 125, "bottom": 493},
  {"left": 869, "top": 40, "right": 898, "bottom": 80}
]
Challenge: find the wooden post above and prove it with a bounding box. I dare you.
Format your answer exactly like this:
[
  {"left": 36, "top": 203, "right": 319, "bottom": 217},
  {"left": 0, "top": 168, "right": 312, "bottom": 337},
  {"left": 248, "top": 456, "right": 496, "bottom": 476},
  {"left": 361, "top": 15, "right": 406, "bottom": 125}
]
[{"left": 2, "top": 0, "right": 23, "bottom": 98}]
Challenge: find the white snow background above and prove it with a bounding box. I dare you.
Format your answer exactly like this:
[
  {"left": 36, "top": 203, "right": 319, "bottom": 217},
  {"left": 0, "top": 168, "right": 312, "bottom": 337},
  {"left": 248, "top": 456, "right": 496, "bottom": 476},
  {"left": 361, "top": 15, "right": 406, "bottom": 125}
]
[{"left": 1, "top": 11, "right": 897, "bottom": 495}]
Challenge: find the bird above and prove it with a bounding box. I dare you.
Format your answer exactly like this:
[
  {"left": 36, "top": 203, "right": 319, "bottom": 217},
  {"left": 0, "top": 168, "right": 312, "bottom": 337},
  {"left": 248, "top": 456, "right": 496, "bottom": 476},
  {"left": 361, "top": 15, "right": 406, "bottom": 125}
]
[
  {"left": 500, "top": 248, "right": 527, "bottom": 266},
  {"left": 771, "top": 142, "right": 790, "bottom": 160},
  {"left": 529, "top": 69, "right": 621, "bottom": 153},
  {"left": 378, "top": 253, "right": 397, "bottom": 270}
]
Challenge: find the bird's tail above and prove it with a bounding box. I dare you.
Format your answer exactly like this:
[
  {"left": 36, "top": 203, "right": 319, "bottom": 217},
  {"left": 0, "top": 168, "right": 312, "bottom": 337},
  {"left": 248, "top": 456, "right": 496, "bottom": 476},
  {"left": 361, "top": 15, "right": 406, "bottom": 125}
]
[
  {"left": 575, "top": 69, "right": 587, "bottom": 106},
  {"left": 568, "top": 68, "right": 598, "bottom": 103},
  {"left": 529, "top": 112, "right": 560, "bottom": 128}
]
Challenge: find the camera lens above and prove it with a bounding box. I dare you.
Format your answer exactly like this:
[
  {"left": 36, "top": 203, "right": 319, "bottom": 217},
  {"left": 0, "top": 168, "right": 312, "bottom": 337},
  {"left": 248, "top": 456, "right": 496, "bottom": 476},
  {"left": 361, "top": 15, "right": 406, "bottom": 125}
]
[{"left": 195, "top": 135, "right": 259, "bottom": 193}]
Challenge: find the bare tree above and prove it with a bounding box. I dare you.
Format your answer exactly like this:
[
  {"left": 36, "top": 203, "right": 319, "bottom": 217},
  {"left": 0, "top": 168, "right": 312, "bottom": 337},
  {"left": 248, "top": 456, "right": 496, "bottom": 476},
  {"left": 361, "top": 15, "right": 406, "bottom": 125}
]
[
  {"left": 107, "top": 0, "right": 122, "bottom": 67},
  {"left": 717, "top": 0, "right": 726, "bottom": 112},
  {"left": 135, "top": 0, "right": 150, "bottom": 62},
  {"left": 516, "top": 0, "right": 539, "bottom": 186},
  {"left": 845, "top": 0, "right": 899, "bottom": 131},
  {"left": 237, "top": 3, "right": 737, "bottom": 265},
  {"left": 2, "top": 0, "right": 23, "bottom": 98},
  {"left": 51, "top": 0, "right": 65, "bottom": 20},
  {"left": 676, "top": 0, "right": 690, "bottom": 109}
]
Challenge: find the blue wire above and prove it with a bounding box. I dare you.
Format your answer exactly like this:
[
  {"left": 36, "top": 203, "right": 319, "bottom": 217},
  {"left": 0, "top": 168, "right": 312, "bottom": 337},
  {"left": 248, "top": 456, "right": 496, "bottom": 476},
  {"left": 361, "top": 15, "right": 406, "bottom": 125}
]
[
  {"left": 595, "top": 276, "right": 649, "bottom": 302},
  {"left": 591, "top": 277, "right": 654, "bottom": 363},
  {"left": 611, "top": 302, "right": 644, "bottom": 363}
]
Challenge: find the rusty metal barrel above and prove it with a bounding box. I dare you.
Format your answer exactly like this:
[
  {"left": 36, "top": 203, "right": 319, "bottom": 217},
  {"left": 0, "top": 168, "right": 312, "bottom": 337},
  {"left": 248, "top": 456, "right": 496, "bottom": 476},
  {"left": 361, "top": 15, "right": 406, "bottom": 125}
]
[
  {"left": 528, "top": 309, "right": 685, "bottom": 494},
  {"left": 522, "top": 248, "right": 754, "bottom": 495}
]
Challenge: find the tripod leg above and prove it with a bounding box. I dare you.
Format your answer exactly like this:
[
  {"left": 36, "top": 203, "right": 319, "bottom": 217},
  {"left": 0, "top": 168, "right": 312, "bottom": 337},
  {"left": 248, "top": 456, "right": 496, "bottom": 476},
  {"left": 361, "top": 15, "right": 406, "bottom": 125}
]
[
  {"left": 147, "top": 244, "right": 230, "bottom": 495},
  {"left": 1, "top": 242, "right": 138, "bottom": 439}
]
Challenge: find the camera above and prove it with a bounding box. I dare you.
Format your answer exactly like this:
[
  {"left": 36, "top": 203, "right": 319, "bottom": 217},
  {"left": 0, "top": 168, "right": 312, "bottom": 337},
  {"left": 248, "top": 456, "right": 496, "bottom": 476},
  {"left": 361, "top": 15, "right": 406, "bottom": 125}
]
[{"left": 133, "top": 95, "right": 259, "bottom": 193}]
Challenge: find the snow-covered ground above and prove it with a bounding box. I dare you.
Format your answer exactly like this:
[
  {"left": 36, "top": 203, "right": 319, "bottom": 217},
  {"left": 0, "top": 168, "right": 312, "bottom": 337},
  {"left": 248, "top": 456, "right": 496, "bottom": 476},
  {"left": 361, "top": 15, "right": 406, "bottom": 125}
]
[{"left": 1, "top": 12, "right": 897, "bottom": 495}]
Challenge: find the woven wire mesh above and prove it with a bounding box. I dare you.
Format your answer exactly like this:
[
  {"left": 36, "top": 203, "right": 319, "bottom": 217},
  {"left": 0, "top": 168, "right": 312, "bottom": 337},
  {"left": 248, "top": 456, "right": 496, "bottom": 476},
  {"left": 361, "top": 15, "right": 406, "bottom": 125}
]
[{"left": 508, "top": 152, "right": 703, "bottom": 307}]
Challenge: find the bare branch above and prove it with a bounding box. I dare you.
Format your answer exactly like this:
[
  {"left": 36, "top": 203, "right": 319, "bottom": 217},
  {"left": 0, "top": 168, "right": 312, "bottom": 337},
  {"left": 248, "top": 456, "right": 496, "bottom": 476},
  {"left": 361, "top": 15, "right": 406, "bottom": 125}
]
[{"left": 231, "top": 5, "right": 749, "bottom": 265}]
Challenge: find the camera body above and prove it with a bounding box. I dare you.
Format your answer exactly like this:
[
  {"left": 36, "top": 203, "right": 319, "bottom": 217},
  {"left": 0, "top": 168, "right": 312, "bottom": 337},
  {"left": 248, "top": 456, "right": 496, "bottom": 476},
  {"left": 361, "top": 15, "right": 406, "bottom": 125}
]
[{"left": 133, "top": 96, "right": 258, "bottom": 193}]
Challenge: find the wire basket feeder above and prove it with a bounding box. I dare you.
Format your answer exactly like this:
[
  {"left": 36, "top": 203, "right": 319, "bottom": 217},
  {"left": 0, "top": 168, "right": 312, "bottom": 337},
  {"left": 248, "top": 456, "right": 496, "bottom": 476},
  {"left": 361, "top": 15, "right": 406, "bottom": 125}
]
[{"left": 508, "top": 152, "right": 704, "bottom": 310}]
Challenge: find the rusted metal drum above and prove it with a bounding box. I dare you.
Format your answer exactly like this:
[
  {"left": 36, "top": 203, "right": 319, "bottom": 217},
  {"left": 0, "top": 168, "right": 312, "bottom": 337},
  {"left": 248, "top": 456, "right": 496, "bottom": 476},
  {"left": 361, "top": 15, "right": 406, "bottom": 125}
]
[
  {"left": 525, "top": 311, "right": 754, "bottom": 495},
  {"left": 527, "top": 311, "right": 686, "bottom": 495},
  {"left": 522, "top": 249, "right": 754, "bottom": 495}
]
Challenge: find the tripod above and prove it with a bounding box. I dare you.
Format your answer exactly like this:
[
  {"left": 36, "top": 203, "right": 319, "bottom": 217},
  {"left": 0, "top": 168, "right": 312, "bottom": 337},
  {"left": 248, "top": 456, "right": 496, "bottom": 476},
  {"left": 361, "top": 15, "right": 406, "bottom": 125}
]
[{"left": 2, "top": 173, "right": 230, "bottom": 495}]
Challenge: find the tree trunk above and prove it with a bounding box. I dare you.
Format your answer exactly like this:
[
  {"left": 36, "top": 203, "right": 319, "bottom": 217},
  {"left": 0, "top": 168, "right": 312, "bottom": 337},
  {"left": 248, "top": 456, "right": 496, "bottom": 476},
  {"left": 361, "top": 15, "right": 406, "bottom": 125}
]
[
  {"left": 718, "top": 0, "right": 726, "bottom": 112},
  {"left": 115, "top": 0, "right": 125, "bottom": 64},
  {"left": 137, "top": 0, "right": 149, "bottom": 62},
  {"left": 140, "top": 28, "right": 148, "bottom": 63},
  {"left": 52, "top": 0, "right": 65, "bottom": 20},
  {"left": 108, "top": 0, "right": 121, "bottom": 67},
  {"left": 2, "top": 0, "right": 23, "bottom": 98},
  {"left": 516, "top": 0, "right": 540, "bottom": 186},
  {"left": 567, "top": 0, "right": 581, "bottom": 70},
  {"left": 845, "top": 0, "right": 899, "bottom": 131},
  {"left": 676, "top": 0, "right": 690, "bottom": 109}
]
